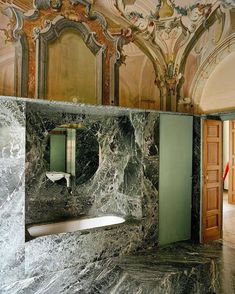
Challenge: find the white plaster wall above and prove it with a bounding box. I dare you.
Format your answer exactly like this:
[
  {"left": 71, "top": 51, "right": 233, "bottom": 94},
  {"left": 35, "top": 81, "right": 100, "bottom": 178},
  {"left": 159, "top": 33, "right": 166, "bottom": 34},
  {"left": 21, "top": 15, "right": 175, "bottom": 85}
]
[{"left": 200, "top": 51, "right": 235, "bottom": 113}]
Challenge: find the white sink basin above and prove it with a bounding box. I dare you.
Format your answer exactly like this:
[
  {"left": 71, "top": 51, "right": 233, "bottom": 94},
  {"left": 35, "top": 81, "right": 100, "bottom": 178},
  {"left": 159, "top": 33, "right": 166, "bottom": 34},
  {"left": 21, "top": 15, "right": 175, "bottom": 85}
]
[
  {"left": 27, "top": 215, "right": 126, "bottom": 237},
  {"left": 46, "top": 172, "right": 71, "bottom": 187}
]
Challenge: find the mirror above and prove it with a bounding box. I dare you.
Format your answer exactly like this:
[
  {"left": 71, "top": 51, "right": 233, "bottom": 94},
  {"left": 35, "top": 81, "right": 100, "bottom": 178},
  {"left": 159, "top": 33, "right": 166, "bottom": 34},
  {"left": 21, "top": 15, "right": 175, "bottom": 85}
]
[{"left": 45, "top": 124, "right": 99, "bottom": 186}]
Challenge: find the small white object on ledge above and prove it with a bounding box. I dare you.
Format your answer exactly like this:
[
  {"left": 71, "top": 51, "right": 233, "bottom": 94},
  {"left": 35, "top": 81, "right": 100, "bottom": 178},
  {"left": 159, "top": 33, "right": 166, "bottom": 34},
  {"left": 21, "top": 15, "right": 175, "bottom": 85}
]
[{"left": 46, "top": 172, "right": 71, "bottom": 187}]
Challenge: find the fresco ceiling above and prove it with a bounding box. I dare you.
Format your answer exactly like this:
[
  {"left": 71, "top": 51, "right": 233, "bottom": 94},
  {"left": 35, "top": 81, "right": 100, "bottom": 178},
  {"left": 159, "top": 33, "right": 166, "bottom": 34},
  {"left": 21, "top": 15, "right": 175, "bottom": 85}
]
[
  {"left": 1, "top": 0, "right": 235, "bottom": 112},
  {"left": 93, "top": 0, "right": 235, "bottom": 112},
  {"left": 92, "top": 0, "right": 234, "bottom": 61}
]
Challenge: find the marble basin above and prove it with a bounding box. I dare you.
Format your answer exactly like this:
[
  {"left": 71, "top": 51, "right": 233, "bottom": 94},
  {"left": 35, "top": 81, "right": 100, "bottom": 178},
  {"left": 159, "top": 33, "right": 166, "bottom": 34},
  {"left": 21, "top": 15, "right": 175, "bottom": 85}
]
[{"left": 27, "top": 216, "right": 125, "bottom": 238}]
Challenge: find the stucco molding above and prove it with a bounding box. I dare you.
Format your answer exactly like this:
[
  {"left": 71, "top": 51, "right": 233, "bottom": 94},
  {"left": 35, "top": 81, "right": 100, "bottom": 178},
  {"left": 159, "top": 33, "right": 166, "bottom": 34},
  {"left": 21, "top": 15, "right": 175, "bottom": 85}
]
[
  {"left": 34, "top": 17, "right": 105, "bottom": 102},
  {"left": 0, "top": 5, "right": 29, "bottom": 97}
]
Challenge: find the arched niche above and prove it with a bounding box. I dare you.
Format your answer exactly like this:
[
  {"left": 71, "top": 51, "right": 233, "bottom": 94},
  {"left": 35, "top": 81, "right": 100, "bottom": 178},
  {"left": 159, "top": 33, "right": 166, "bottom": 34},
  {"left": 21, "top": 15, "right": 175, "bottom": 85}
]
[
  {"left": 36, "top": 18, "right": 104, "bottom": 104},
  {"left": 200, "top": 50, "right": 235, "bottom": 113},
  {"left": 119, "top": 42, "right": 160, "bottom": 110},
  {"left": 190, "top": 33, "right": 235, "bottom": 113}
]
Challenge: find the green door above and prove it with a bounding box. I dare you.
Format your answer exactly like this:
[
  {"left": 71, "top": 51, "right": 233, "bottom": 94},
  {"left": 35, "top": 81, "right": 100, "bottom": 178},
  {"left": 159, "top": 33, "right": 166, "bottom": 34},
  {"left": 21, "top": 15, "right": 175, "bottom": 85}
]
[{"left": 159, "top": 114, "right": 193, "bottom": 245}]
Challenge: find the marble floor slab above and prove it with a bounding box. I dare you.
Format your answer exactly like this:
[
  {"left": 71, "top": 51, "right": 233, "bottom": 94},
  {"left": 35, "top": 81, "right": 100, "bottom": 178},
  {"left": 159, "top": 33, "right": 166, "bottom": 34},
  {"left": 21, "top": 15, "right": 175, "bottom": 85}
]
[{"left": 1, "top": 241, "right": 235, "bottom": 294}]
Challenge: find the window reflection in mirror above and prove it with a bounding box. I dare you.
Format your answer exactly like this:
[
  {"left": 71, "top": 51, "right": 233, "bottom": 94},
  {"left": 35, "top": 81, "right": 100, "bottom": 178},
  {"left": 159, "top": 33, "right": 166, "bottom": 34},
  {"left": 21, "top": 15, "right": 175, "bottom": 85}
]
[{"left": 46, "top": 124, "right": 99, "bottom": 187}]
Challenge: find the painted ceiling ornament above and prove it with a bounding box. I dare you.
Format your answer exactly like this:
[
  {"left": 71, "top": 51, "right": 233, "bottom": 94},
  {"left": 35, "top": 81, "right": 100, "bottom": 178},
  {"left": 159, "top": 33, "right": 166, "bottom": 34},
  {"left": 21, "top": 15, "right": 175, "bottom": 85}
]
[
  {"left": 113, "top": 0, "right": 218, "bottom": 60},
  {"left": 0, "top": 4, "right": 25, "bottom": 42},
  {"left": 221, "top": 0, "right": 235, "bottom": 9},
  {"left": 122, "top": 0, "right": 137, "bottom": 7},
  {"left": 113, "top": 0, "right": 222, "bottom": 71},
  {"left": 50, "top": 0, "right": 63, "bottom": 10},
  {"left": 0, "top": 6, "right": 16, "bottom": 43},
  {"left": 158, "top": 0, "right": 174, "bottom": 19},
  {"left": 116, "top": 0, "right": 214, "bottom": 28},
  {"left": 165, "top": 60, "right": 181, "bottom": 91},
  {"left": 63, "top": 8, "right": 82, "bottom": 21},
  {"left": 33, "top": 0, "right": 52, "bottom": 10}
]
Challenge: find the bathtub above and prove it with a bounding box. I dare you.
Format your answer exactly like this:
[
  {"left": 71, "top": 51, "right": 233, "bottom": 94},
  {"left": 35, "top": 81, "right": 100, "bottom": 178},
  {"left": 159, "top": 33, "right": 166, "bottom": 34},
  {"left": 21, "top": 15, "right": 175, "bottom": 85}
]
[{"left": 27, "top": 215, "right": 125, "bottom": 238}]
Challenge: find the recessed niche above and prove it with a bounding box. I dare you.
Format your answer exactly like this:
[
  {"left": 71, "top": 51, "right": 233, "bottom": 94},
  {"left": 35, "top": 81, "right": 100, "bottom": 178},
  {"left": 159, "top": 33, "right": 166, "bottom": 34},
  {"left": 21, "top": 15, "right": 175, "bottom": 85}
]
[{"left": 45, "top": 124, "right": 99, "bottom": 187}]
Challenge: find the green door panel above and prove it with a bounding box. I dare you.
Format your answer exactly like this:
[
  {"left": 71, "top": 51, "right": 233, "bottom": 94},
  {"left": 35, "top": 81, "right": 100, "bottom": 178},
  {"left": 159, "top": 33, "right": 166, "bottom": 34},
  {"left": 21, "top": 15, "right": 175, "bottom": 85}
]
[
  {"left": 159, "top": 114, "right": 193, "bottom": 245},
  {"left": 50, "top": 134, "right": 66, "bottom": 172}
]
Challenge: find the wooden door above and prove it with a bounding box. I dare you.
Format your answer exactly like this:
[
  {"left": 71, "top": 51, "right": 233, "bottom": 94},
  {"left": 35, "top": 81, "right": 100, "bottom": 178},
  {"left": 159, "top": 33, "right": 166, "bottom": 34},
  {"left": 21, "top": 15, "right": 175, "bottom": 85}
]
[
  {"left": 202, "top": 120, "right": 222, "bottom": 243},
  {"left": 229, "top": 121, "right": 235, "bottom": 204}
]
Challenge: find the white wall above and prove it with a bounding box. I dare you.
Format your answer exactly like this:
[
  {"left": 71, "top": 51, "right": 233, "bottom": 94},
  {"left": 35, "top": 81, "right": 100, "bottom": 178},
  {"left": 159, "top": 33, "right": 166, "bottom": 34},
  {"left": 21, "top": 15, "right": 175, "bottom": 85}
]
[{"left": 200, "top": 51, "right": 235, "bottom": 113}]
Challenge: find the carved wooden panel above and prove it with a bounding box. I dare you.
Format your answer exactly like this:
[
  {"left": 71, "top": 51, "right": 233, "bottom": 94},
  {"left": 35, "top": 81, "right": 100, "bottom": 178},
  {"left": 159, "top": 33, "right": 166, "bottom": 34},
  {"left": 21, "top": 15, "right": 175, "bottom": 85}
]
[{"left": 202, "top": 119, "right": 222, "bottom": 243}]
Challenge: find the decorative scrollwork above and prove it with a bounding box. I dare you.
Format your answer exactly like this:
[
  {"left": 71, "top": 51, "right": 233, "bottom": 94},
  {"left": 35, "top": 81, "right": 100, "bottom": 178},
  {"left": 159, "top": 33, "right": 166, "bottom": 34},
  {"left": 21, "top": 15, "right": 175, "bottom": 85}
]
[
  {"left": 51, "top": 0, "right": 62, "bottom": 10},
  {"left": 63, "top": 9, "right": 82, "bottom": 21},
  {"left": 33, "top": 0, "right": 62, "bottom": 10},
  {"left": 33, "top": 0, "right": 51, "bottom": 10},
  {"left": 0, "top": 26, "right": 14, "bottom": 43},
  {"left": 32, "top": 26, "right": 41, "bottom": 40}
]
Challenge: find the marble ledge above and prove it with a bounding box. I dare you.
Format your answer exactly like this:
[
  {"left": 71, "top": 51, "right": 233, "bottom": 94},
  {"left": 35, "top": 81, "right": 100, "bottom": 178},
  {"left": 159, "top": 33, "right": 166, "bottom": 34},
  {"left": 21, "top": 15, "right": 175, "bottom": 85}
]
[{"left": 0, "top": 96, "right": 194, "bottom": 117}]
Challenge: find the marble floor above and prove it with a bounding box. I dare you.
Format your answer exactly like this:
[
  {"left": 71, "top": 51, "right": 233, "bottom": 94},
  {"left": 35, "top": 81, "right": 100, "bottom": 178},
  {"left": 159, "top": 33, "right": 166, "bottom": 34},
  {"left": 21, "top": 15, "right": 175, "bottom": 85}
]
[
  {"left": 223, "top": 191, "right": 235, "bottom": 245},
  {"left": 1, "top": 241, "right": 235, "bottom": 294}
]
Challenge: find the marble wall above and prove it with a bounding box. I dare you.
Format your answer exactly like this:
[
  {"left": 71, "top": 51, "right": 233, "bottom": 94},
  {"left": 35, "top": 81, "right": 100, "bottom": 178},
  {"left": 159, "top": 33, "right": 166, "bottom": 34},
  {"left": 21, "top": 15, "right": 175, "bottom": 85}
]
[
  {"left": 0, "top": 96, "right": 207, "bottom": 293},
  {"left": 25, "top": 108, "right": 144, "bottom": 225},
  {"left": 191, "top": 116, "right": 201, "bottom": 242},
  {"left": 0, "top": 98, "right": 25, "bottom": 287},
  {"left": 0, "top": 97, "right": 160, "bottom": 288}
]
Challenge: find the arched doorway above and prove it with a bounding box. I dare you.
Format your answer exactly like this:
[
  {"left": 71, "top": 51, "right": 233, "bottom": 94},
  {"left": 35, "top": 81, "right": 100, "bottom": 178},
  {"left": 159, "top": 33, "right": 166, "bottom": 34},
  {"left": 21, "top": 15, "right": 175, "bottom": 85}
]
[{"left": 200, "top": 44, "right": 235, "bottom": 244}]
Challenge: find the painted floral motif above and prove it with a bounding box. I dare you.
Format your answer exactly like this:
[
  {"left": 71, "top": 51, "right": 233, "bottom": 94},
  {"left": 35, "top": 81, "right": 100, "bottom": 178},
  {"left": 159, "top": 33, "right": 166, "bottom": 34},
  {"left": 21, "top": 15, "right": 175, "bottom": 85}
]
[
  {"left": 125, "top": 0, "right": 213, "bottom": 22},
  {"left": 115, "top": 0, "right": 217, "bottom": 36},
  {"left": 170, "top": 1, "right": 212, "bottom": 17}
]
